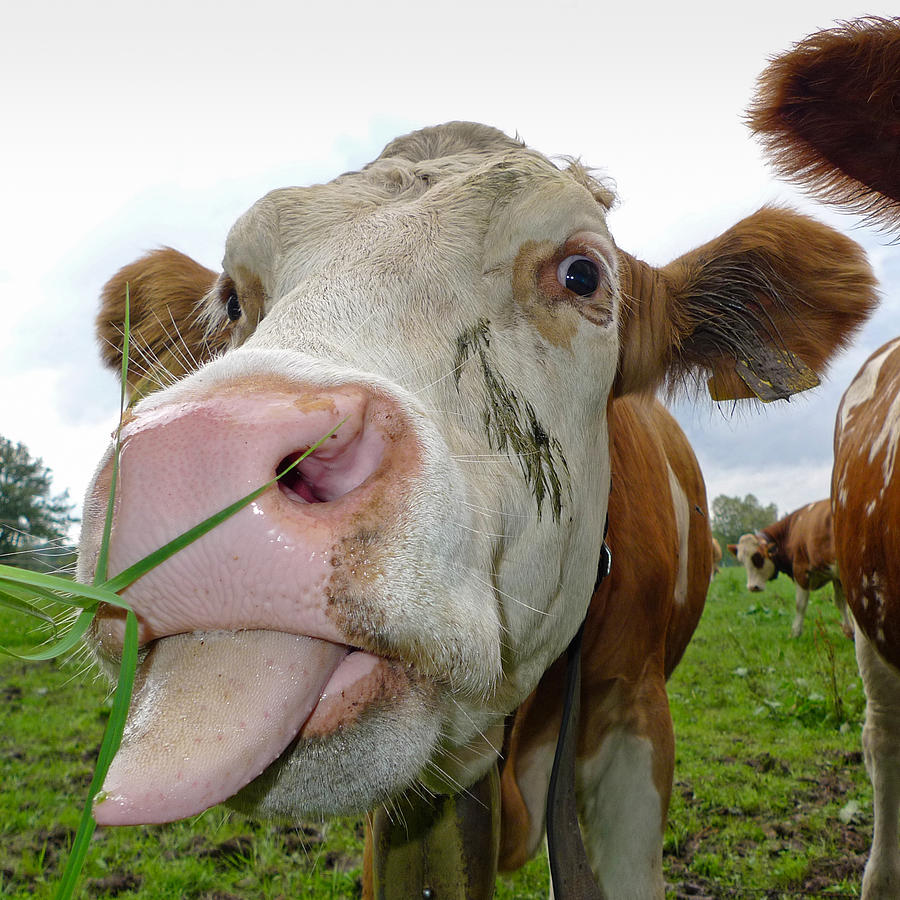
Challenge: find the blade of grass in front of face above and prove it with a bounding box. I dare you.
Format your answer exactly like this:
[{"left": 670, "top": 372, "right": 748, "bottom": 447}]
[
  {"left": 0, "top": 566, "right": 130, "bottom": 609},
  {"left": 53, "top": 609, "right": 138, "bottom": 900},
  {"left": 0, "top": 582, "right": 58, "bottom": 625},
  {"left": 94, "top": 285, "right": 129, "bottom": 587},
  {"left": 4, "top": 607, "right": 95, "bottom": 662}
]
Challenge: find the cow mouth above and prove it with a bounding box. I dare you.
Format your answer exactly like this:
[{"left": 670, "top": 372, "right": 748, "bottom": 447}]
[{"left": 93, "top": 629, "right": 410, "bottom": 826}]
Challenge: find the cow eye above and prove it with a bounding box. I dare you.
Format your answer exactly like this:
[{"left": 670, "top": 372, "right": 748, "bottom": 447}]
[
  {"left": 557, "top": 255, "right": 600, "bottom": 297},
  {"left": 225, "top": 290, "right": 242, "bottom": 321}
]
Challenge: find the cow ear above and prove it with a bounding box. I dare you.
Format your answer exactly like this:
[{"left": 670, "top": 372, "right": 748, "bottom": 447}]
[
  {"left": 727, "top": 544, "right": 738, "bottom": 557},
  {"left": 97, "top": 248, "right": 222, "bottom": 401},
  {"left": 748, "top": 17, "right": 900, "bottom": 230},
  {"left": 615, "top": 206, "right": 878, "bottom": 400}
]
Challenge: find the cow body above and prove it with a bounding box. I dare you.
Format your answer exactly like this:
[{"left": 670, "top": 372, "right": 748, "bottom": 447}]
[
  {"left": 729, "top": 500, "right": 850, "bottom": 637},
  {"left": 750, "top": 17, "right": 900, "bottom": 899},
  {"left": 76, "top": 122, "right": 876, "bottom": 895},
  {"left": 499, "top": 395, "right": 711, "bottom": 897}
]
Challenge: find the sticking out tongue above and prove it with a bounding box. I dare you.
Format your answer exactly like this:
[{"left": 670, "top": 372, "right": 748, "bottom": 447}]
[{"left": 94, "top": 629, "right": 346, "bottom": 825}]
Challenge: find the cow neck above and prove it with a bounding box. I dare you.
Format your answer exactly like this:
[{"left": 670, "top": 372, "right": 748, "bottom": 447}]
[{"left": 545, "top": 527, "right": 612, "bottom": 900}]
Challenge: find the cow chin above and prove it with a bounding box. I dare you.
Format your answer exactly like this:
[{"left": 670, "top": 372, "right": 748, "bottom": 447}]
[{"left": 228, "top": 677, "right": 443, "bottom": 818}]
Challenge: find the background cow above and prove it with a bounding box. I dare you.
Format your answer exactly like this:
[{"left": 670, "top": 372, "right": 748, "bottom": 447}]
[
  {"left": 711, "top": 536, "right": 722, "bottom": 578},
  {"left": 728, "top": 499, "right": 851, "bottom": 638},
  {"left": 79, "top": 122, "right": 876, "bottom": 897},
  {"left": 750, "top": 16, "right": 900, "bottom": 899}
]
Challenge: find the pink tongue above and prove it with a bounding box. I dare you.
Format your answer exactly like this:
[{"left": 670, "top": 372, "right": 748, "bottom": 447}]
[{"left": 94, "top": 629, "right": 346, "bottom": 825}]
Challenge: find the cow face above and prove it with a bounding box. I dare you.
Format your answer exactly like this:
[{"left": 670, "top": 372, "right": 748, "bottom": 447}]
[
  {"left": 730, "top": 533, "right": 776, "bottom": 591},
  {"left": 77, "top": 122, "right": 876, "bottom": 827}
]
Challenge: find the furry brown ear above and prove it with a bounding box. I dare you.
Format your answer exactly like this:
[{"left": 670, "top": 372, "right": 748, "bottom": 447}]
[
  {"left": 97, "top": 248, "right": 222, "bottom": 400},
  {"left": 616, "top": 207, "right": 878, "bottom": 400},
  {"left": 748, "top": 17, "right": 900, "bottom": 230}
]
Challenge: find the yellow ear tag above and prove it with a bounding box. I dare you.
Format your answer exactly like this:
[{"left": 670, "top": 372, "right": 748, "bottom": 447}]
[{"left": 708, "top": 346, "right": 820, "bottom": 403}]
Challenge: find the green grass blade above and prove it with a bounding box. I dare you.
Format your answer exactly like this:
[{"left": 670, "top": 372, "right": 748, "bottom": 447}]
[
  {"left": 53, "top": 609, "right": 138, "bottom": 900},
  {"left": 0, "top": 583, "right": 57, "bottom": 624},
  {"left": 94, "top": 287, "right": 129, "bottom": 586},
  {"left": 0, "top": 566, "right": 129, "bottom": 610},
  {"left": 101, "top": 418, "right": 347, "bottom": 594},
  {"left": 4, "top": 607, "right": 95, "bottom": 662}
]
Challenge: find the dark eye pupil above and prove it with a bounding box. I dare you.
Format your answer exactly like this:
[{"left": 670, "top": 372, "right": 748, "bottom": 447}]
[
  {"left": 565, "top": 258, "right": 600, "bottom": 296},
  {"left": 226, "top": 291, "right": 242, "bottom": 321}
]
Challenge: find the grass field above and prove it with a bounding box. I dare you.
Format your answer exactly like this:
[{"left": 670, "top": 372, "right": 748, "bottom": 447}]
[{"left": 0, "top": 566, "right": 871, "bottom": 898}]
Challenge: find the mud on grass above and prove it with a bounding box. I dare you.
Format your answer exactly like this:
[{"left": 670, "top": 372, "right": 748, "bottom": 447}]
[{"left": 0, "top": 569, "right": 873, "bottom": 897}]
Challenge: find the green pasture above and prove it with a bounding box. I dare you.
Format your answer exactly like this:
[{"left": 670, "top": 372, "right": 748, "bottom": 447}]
[{"left": 0, "top": 566, "right": 870, "bottom": 898}]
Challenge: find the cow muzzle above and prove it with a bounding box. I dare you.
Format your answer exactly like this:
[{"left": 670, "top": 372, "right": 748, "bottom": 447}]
[{"left": 80, "top": 373, "right": 448, "bottom": 824}]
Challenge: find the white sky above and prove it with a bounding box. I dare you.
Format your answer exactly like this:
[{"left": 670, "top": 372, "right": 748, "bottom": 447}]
[{"left": 2, "top": 0, "right": 898, "bottom": 538}]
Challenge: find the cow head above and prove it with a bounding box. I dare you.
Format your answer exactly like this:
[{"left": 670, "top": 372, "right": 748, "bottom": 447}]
[
  {"left": 77, "top": 122, "right": 876, "bottom": 826},
  {"left": 729, "top": 534, "right": 777, "bottom": 592}
]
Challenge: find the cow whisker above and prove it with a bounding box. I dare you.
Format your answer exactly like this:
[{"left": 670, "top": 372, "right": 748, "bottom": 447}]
[{"left": 466, "top": 569, "right": 552, "bottom": 618}]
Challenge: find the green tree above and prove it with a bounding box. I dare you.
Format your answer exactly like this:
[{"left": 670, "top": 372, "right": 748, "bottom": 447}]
[
  {"left": 0, "top": 436, "right": 76, "bottom": 564},
  {"left": 711, "top": 494, "right": 778, "bottom": 547}
]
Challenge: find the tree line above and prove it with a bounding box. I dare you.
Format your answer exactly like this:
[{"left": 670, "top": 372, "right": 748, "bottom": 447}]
[{"left": 0, "top": 435, "right": 76, "bottom": 571}]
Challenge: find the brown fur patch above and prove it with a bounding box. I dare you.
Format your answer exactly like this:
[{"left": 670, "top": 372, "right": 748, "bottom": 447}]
[{"left": 749, "top": 17, "right": 900, "bottom": 230}]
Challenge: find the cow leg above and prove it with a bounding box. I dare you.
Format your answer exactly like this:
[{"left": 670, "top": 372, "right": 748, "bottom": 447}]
[
  {"left": 791, "top": 584, "right": 811, "bottom": 637},
  {"left": 832, "top": 580, "right": 854, "bottom": 639},
  {"left": 856, "top": 627, "right": 900, "bottom": 899},
  {"left": 575, "top": 682, "right": 672, "bottom": 900}
]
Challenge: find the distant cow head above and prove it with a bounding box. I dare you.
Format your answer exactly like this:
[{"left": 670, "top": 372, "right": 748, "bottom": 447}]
[
  {"left": 728, "top": 534, "right": 776, "bottom": 592},
  {"left": 77, "top": 122, "right": 876, "bottom": 827}
]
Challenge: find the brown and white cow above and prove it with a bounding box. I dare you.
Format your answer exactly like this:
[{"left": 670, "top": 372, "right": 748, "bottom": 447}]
[
  {"left": 728, "top": 500, "right": 851, "bottom": 638},
  {"left": 751, "top": 17, "right": 900, "bottom": 899},
  {"left": 78, "top": 122, "right": 876, "bottom": 897}
]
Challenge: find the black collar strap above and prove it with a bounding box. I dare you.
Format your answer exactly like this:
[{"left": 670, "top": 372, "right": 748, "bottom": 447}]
[{"left": 546, "top": 531, "right": 611, "bottom": 899}]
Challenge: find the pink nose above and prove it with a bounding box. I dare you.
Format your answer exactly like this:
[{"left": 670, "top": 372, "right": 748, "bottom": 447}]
[
  {"left": 89, "top": 376, "right": 419, "bottom": 649},
  {"left": 748, "top": 585, "right": 763, "bottom": 593}
]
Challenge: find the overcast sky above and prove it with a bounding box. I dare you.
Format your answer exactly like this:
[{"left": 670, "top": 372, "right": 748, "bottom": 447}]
[{"left": 3, "top": 0, "right": 898, "bottom": 541}]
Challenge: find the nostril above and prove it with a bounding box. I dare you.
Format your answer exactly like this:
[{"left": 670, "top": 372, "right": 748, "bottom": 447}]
[{"left": 276, "top": 452, "right": 327, "bottom": 503}]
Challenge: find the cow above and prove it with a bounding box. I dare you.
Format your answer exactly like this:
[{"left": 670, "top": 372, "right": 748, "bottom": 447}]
[
  {"left": 727, "top": 499, "right": 852, "bottom": 638},
  {"left": 750, "top": 16, "right": 900, "bottom": 899},
  {"left": 77, "top": 122, "right": 876, "bottom": 897}
]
